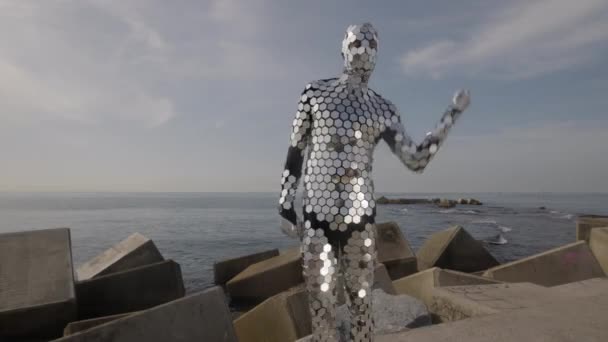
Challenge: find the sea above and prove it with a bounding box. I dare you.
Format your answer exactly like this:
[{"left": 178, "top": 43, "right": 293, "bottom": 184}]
[{"left": 1, "top": 192, "right": 607, "bottom": 293}]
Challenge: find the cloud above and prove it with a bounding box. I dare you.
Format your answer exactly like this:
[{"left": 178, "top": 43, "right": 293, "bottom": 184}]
[
  {"left": 0, "top": 0, "right": 284, "bottom": 127},
  {"left": 400, "top": 0, "right": 608, "bottom": 79},
  {"left": 374, "top": 119, "right": 608, "bottom": 193}
]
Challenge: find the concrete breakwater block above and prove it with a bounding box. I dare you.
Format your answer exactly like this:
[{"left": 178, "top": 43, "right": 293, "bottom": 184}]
[
  {"left": 64, "top": 312, "right": 135, "bottom": 336},
  {"left": 0, "top": 228, "right": 77, "bottom": 339},
  {"left": 417, "top": 226, "right": 499, "bottom": 273},
  {"left": 589, "top": 227, "right": 608, "bottom": 274},
  {"left": 377, "top": 290, "right": 608, "bottom": 342},
  {"left": 227, "top": 247, "right": 303, "bottom": 304},
  {"left": 429, "top": 283, "right": 554, "bottom": 322},
  {"left": 375, "top": 222, "right": 417, "bottom": 279},
  {"left": 54, "top": 287, "right": 238, "bottom": 342},
  {"left": 393, "top": 267, "right": 501, "bottom": 306},
  {"left": 483, "top": 241, "right": 605, "bottom": 286},
  {"left": 576, "top": 214, "right": 608, "bottom": 242},
  {"left": 214, "top": 248, "right": 279, "bottom": 285},
  {"left": 234, "top": 287, "right": 310, "bottom": 342},
  {"left": 76, "top": 260, "right": 185, "bottom": 319},
  {"left": 76, "top": 232, "right": 164, "bottom": 281}
]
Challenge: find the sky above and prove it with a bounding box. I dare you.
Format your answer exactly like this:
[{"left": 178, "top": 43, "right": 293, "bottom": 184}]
[{"left": 0, "top": 0, "right": 607, "bottom": 193}]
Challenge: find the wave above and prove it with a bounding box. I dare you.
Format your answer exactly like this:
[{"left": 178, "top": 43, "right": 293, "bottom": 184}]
[
  {"left": 560, "top": 214, "right": 574, "bottom": 220},
  {"left": 400, "top": 208, "right": 409, "bottom": 213},
  {"left": 471, "top": 219, "right": 498, "bottom": 225},
  {"left": 498, "top": 226, "right": 512, "bottom": 233},
  {"left": 439, "top": 209, "right": 457, "bottom": 214}
]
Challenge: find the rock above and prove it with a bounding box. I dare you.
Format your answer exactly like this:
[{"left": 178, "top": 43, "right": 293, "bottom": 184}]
[
  {"left": 467, "top": 198, "right": 482, "bottom": 205},
  {"left": 54, "top": 287, "right": 238, "bottom": 342},
  {"left": 376, "top": 197, "right": 431, "bottom": 205},
  {"left": 375, "top": 222, "right": 417, "bottom": 279},
  {"left": 298, "top": 289, "right": 431, "bottom": 342},
  {"left": 336, "top": 263, "right": 396, "bottom": 305},
  {"left": 538, "top": 206, "right": 546, "bottom": 210},
  {"left": 64, "top": 312, "right": 135, "bottom": 336},
  {"left": 214, "top": 249, "right": 280, "bottom": 285},
  {"left": 576, "top": 214, "right": 608, "bottom": 242},
  {"left": 76, "top": 260, "right": 185, "bottom": 319},
  {"left": 483, "top": 241, "right": 605, "bottom": 286},
  {"left": 76, "top": 233, "right": 164, "bottom": 281},
  {"left": 234, "top": 286, "right": 310, "bottom": 342},
  {"left": 588, "top": 227, "right": 608, "bottom": 274},
  {"left": 437, "top": 199, "right": 456, "bottom": 208},
  {"left": 377, "top": 287, "right": 608, "bottom": 342},
  {"left": 377, "top": 196, "right": 390, "bottom": 204},
  {"left": 417, "top": 226, "right": 499, "bottom": 273},
  {"left": 0, "top": 228, "right": 77, "bottom": 339},
  {"left": 227, "top": 246, "right": 303, "bottom": 304},
  {"left": 393, "top": 267, "right": 501, "bottom": 308}
]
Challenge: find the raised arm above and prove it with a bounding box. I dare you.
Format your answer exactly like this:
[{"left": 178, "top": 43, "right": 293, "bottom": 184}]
[
  {"left": 381, "top": 90, "right": 470, "bottom": 173},
  {"left": 278, "top": 85, "right": 313, "bottom": 231}
]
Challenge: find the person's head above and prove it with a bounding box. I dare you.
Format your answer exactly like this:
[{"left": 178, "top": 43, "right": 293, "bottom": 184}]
[{"left": 341, "top": 23, "right": 378, "bottom": 77}]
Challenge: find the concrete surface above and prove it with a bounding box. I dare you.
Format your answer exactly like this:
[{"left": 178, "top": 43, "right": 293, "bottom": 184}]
[
  {"left": 378, "top": 290, "right": 608, "bottom": 342},
  {"left": 0, "top": 228, "right": 77, "bottom": 339},
  {"left": 375, "top": 222, "right": 417, "bottom": 279},
  {"left": 429, "top": 283, "right": 554, "bottom": 322},
  {"left": 214, "top": 249, "right": 279, "bottom": 285},
  {"left": 63, "top": 312, "right": 134, "bottom": 336},
  {"left": 54, "top": 287, "right": 237, "bottom": 342},
  {"left": 76, "top": 232, "right": 164, "bottom": 281},
  {"left": 416, "top": 226, "right": 499, "bottom": 273},
  {"left": 227, "top": 247, "right": 303, "bottom": 304},
  {"left": 576, "top": 215, "right": 608, "bottom": 242},
  {"left": 393, "top": 267, "right": 501, "bottom": 306},
  {"left": 589, "top": 227, "right": 608, "bottom": 274},
  {"left": 483, "top": 241, "right": 605, "bottom": 286},
  {"left": 76, "top": 260, "right": 185, "bottom": 319}
]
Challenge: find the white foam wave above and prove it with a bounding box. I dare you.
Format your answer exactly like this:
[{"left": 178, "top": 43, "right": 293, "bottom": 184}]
[
  {"left": 498, "top": 226, "right": 512, "bottom": 233},
  {"left": 471, "top": 219, "right": 498, "bottom": 225},
  {"left": 439, "top": 209, "right": 457, "bottom": 214}
]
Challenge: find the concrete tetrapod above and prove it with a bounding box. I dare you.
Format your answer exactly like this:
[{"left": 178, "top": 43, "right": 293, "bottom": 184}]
[
  {"left": 482, "top": 241, "right": 605, "bottom": 286},
  {"left": 375, "top": 222, "right": 418, "bottom": 279},
  {"left": 54, "top": 287, "right": 237, "bottom": 342},
  {"left": 76, "top": 232, "right": 164, "bottom": 281},
  {"left": 76, "top": 260, "right": 185, "bottom": 319},
  {"left": 0, "top": 228, "right": 77, "bottom": 339},
  {"left": 416, "top": 226, "right": 499, "bottom": 273}
]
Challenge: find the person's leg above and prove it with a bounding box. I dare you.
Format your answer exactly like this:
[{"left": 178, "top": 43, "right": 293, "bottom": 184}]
[
  {"left": 301, "top": 217, "right": 340, "bottom": 342},
  {"left": 341, "top": 219, "right": 376, "bottom": 342}
]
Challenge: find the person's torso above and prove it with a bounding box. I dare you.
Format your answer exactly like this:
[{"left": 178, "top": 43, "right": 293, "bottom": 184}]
[{"left": 301, "top": 78, "right": 395, "bottom": 221}]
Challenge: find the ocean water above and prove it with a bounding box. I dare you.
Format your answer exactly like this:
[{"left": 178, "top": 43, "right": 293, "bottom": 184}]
[{"left": 1, "top": 192, "right": 606, "bottom": 292}]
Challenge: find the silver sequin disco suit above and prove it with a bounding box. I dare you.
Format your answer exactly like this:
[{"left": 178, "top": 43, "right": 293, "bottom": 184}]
[{"left": 278, "top": 23, "right": 470, "bottom": 342}]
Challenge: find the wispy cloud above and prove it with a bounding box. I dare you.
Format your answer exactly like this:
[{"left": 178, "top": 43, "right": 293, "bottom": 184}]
[
  {"left": 0, "top": 0, "right": 283, "bottom": 127},
  {"left": 400, "top": 0, "right": 608, "bottom": 79}
]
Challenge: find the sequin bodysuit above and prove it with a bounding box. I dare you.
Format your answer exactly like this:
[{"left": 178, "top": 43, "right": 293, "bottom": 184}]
[{"left": 278, "top": 23, "right": 469, "bottom": 342}]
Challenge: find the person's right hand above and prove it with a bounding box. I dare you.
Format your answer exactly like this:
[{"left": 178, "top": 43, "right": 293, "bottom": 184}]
[{"left": 453, "top": 89, "right": 471, "bottom": 112}]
